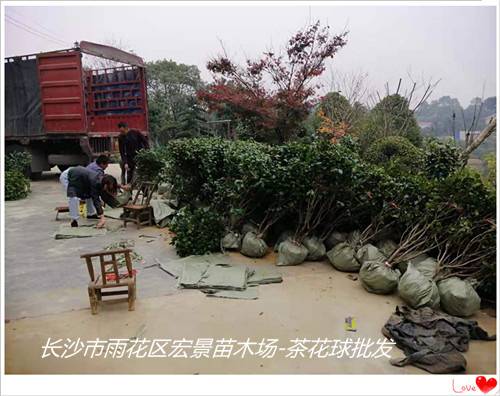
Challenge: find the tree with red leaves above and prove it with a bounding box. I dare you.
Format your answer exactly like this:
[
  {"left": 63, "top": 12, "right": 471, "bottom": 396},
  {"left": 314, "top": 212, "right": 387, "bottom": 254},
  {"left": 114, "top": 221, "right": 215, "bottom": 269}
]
[{"left": 198, "top": 21, "right": 348, "bottom": 143}]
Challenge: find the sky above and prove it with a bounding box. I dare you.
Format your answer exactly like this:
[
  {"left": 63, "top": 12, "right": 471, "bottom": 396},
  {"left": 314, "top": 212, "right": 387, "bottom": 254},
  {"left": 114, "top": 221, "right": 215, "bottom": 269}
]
[{"left": 4, "top": 4, "right": 497, "bottom": 107}]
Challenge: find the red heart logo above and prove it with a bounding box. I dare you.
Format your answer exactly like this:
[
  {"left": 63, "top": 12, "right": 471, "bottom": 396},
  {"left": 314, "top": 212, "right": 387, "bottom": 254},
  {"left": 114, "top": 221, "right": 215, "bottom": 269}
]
[{"left": 476, "top": 376, "right": 497, "bottom": 394}]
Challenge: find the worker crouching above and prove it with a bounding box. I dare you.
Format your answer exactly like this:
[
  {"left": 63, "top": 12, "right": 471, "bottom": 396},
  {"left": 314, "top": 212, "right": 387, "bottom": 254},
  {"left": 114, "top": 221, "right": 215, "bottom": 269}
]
[{"left": 66, "top": 166, "right": 119, "bottom": 228}]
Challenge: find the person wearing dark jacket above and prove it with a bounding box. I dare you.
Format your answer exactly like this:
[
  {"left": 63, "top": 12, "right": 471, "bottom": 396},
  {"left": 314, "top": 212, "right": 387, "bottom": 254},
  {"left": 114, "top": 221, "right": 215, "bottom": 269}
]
[
  {"left": 118, "top": 121, "right": 149, "bottom": 184},
  {"left": 67, "top": 166, "right": 118, "bottom": 228}
]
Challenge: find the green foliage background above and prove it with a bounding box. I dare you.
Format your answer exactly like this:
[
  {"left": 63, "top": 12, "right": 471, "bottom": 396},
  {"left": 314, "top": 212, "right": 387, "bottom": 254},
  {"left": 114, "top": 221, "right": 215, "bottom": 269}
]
[{"left": 4, "top": 151, "right": 32, "bottom": 201}]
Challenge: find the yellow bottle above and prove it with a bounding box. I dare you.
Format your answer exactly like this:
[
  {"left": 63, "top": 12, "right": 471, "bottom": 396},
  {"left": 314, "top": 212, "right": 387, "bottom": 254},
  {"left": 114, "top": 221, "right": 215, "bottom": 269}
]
[
  {"left": 79, "top": 201, "right": 86, "bottom": 217},
  {"left": 344, "top": 316, "right": 357, "bottom": 332}
]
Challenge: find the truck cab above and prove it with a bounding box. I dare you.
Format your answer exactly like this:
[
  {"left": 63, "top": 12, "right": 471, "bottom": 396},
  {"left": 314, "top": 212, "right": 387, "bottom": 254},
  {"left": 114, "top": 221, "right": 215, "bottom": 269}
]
[{"left": 5, "top": 41, "right": 149, "bottom": 177}]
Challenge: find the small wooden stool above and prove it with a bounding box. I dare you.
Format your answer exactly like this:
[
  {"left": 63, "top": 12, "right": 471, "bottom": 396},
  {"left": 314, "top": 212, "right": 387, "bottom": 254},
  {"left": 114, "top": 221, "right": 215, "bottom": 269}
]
[
  {"left": 81, "top": 248, "right": 137, "bottom": 315},
  {"left": 55, "top": 206, "right": 69, "bottom": 220},
  {"left": 55, "top": 199, "right": 86, "bottom": 220}
]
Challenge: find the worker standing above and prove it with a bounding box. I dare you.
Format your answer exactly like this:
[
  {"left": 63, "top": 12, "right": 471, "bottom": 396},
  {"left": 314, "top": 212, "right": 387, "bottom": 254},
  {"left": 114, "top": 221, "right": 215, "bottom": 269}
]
[{"left": 117, "top": 121, "right": 149, "bottom": 184}]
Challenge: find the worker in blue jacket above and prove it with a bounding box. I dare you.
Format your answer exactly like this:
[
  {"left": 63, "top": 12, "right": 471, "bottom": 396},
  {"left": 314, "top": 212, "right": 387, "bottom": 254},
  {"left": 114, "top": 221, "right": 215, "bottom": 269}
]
[{"left": 86, "top": 154, "right": 109, "bottom": 176}]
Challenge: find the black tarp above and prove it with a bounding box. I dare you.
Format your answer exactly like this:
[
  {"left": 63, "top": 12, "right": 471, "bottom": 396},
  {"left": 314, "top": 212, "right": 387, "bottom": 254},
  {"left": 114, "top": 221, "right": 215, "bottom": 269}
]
[
  {"left": 382, "top": 306, "right": 496, "bottom": 373},
  {"left": 5, "top": 59, "right": 44, "bottom": 137}
]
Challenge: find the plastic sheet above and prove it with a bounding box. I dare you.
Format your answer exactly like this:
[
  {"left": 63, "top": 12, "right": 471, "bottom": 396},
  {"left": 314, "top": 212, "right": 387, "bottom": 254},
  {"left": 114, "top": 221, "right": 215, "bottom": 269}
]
[{"left": 5, "top": 59, "right": 44, "bottom": 137}]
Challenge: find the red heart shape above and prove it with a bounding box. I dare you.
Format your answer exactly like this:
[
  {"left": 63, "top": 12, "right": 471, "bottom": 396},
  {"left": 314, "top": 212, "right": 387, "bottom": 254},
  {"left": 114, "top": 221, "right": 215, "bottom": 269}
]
[{"left": 476, "top": 376, "right": 497, "bottom": 394}]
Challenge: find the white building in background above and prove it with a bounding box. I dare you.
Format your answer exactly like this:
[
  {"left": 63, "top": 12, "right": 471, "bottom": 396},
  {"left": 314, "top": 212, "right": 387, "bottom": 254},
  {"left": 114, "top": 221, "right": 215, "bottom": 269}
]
[
  {"left": 454, "top": 130, "right": 481, "bottom": 142},
  {"left": 417, "top": 121, "right": 433, "bottom": 129}
]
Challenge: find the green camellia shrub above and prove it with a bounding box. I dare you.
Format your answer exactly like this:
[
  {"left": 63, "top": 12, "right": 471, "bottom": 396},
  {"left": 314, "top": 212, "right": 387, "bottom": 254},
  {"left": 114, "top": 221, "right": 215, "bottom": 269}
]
[
  {"left": 135, "top": 147, "right": 170, "bottom": 183},
  {"left": 5, "top": 151, "right": 32, "bottom": 201},
  {"left": 139, "top": 137, "right": 495, "bottom": 299},
  {"left": 423, "top": 138, "right": 462, "bottom": 179},
  {"left": 5, "top": 151, "right": 32, "bottom": 175},
  {"left": 167, "top": 137, "right": 230, "bottom": 204},
  {"left": 364, "top": 136, "right": 424, "bottom": 175},
  {"left": 217, "top": 139, "right": 274, "bottom": 227},
  {"left": 170, "top": 206, "right": 225, "bottom": 257},
  {"left": 5, "top": 170, "right": 30, "bottom": 201},
  {"left": 359, "top": 94, "right": 423, "bottom": 149},
  {"left": 265, "top": 138, "right": 359, "bottom": 236},
  {"left": 426, "top": 167, "right": 495, "bottom": 243}
]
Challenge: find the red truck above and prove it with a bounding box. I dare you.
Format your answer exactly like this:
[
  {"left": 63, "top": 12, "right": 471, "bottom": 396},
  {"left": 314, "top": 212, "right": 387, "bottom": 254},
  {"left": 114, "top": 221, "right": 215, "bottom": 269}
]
[{"left": 5, "top": 41, "right": 149, "bottom": 178}]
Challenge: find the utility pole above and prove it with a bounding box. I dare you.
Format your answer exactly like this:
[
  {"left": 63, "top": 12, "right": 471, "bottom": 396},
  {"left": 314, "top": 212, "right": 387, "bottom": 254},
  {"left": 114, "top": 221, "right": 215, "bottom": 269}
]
[{"left": 452, "top": 112, "right": 456, "bottom": 141}]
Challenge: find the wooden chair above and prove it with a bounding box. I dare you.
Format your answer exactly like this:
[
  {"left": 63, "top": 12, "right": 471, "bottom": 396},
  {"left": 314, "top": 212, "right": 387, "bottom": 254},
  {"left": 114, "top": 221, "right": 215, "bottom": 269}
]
[
  {"left": 81, "top": 248, "right": 137, "bottom": 315},
  {"left": 122, "top": 181, "right": 157, "bottom": 229}
]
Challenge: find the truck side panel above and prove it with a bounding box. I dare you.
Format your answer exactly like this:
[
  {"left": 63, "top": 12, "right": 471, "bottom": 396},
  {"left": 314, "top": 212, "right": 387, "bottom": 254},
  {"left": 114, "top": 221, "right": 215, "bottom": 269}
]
[{"left": 37, "top": 51, "right": 87, "bottom": 133}]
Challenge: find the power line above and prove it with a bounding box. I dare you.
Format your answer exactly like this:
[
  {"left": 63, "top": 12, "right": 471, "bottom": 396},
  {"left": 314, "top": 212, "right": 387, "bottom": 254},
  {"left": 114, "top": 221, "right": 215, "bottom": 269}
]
[
  {"left": 7, "top": 8, "right": 64, "bottom": 40},
  {"left": 6, "top": 14, "right": 69, "bottom": 46},
  {"left": 6, "top": 18, "right": 67, "bottom": 47},
  {"left": 5, "top": 15, "right": 69, "bottom": 47}
]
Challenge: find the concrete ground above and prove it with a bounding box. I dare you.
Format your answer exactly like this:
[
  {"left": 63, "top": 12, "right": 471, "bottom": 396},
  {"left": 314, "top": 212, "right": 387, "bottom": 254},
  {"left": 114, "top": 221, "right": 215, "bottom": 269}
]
[{"left": 4, "top": 165, "right": 497, "bottom": 374}]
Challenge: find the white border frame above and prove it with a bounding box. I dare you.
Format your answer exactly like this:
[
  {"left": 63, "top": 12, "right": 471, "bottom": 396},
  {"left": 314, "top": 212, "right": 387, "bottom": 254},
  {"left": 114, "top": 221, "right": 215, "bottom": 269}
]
[{"left": 1, "top": 1, "right": 499, "bottom": 395}]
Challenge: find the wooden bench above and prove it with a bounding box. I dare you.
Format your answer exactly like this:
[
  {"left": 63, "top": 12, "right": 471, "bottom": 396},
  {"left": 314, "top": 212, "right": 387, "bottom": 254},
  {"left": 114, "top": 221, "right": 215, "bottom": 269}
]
[{"left": 81, "top": 248, "right": 137, "bottom": 315}]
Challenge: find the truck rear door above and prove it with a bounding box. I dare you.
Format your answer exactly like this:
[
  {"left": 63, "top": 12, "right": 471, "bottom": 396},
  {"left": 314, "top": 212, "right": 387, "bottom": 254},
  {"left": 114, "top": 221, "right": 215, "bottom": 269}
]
[
  {"left": 86, "top": 66, "right": 149, "bottom": 133},
  {"left": 37, "top": 51, "right": 87, "bottom": 132}
]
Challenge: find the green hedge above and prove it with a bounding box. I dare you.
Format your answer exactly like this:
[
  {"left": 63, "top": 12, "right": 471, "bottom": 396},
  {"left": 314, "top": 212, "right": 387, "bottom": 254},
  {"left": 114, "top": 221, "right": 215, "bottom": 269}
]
[
  {"left": 365, "top": 136, "right": 424, "bottom": 175},
  {"left": 170, "top": 206, "right": 225, "bottom": 257},
  {"left": 5, "top": 170, "right": 30, "bottom": 201},
  {"left": 135, "top": 147, "right": 170, "bottom": 183},
  {"left": 5, "top": 151, "right": 32, "bottom": 201},
  {"left": 5, "top": 151, "right": 32, "bottom": 175},
  {"left": 423, "top": 138, "right": 461, "bottom": 179}
]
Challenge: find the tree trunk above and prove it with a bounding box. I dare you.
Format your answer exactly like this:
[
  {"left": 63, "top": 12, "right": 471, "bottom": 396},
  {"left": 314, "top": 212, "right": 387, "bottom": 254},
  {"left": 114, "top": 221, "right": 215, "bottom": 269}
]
[{"left": 461, "top": 117, "right": 496, "bottom": 160}]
